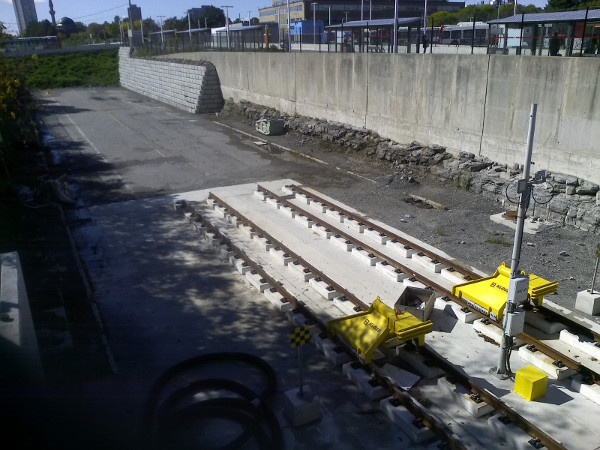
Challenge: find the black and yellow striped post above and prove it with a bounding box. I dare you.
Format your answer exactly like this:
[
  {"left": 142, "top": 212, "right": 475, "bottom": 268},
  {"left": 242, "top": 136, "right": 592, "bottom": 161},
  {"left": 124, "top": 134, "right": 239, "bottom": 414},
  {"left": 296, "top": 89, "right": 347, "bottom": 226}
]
[{"left": 290, "top": 324, "right": 310, "bottom": 397}]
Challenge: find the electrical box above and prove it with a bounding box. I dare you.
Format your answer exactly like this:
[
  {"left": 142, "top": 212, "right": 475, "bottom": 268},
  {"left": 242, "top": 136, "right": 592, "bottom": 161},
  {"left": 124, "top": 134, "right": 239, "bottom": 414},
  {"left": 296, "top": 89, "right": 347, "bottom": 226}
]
[
  {"left": 505, "top": 310, "right": 525, "bottom": 337},
  {"left": 507, "top": 275, "right": 529, "bottom": 305}
]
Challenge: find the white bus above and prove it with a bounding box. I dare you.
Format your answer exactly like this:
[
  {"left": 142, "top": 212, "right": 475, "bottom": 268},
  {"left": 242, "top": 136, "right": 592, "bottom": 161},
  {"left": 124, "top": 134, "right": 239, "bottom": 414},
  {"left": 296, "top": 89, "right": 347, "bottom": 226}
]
[{"left": 440, "top": 22, "right": 491, "bottom": 46}]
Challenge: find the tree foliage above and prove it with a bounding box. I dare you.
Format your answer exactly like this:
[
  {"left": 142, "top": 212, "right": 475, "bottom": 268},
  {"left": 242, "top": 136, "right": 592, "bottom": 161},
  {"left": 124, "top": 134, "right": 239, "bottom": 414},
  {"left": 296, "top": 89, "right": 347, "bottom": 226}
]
[
  {"left": 428, "top": 3, "right": 543, "bottom": 26},
  {"left": 23, "top": 20, "right": 56, "bottom": 37}
]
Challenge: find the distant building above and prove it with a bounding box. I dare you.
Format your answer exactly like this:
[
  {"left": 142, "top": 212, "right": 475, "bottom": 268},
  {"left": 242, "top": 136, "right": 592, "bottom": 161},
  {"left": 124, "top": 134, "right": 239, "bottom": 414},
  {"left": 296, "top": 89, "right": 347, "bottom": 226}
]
[
  {"left": 12, "top": 0, "right": 38, "bottom": 34},
  {"left": 128, "top": 3, "right": 142, "bottom": 23},
  {"left": 259, "top": 0, "right": 465, "bottom": 31}
]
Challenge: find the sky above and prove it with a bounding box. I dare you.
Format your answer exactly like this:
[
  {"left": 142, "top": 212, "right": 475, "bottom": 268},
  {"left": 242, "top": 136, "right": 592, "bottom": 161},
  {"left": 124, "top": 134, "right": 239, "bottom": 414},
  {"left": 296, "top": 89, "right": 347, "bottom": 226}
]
[{"left": 1, "top": 0, "right": 549, "bottom": 35}]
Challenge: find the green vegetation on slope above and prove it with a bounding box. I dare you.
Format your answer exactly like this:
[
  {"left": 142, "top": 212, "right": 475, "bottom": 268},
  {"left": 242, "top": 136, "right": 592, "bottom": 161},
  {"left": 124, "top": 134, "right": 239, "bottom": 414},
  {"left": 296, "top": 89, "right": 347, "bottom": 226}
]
[{"left": 24, "top": 49, "right": 119, "bottom": 89}]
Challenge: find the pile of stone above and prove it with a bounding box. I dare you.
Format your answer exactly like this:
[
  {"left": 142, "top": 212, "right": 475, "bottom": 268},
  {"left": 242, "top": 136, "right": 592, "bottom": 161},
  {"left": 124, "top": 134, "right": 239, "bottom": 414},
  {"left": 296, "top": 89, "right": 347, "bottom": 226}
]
[{"left": 221, "top": 99, "right": 600, "bottom": 234}]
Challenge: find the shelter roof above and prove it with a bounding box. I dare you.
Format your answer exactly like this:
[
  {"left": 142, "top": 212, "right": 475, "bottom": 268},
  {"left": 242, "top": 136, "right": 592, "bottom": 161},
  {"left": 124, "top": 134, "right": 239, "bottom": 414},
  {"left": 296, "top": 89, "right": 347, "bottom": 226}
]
[
  {"left": 489, "top": 9, "right": 600, "bottom": 24},
  {"left": 326, "top": 17, "right": 422, "bottom": 29}
]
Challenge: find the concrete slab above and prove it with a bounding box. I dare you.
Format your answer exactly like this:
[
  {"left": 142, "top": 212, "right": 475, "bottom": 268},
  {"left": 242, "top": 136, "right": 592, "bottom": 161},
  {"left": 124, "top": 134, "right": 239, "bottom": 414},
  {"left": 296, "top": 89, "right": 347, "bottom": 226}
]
[
  {"left": 559, "top": 329, "right": 600, "bottom": 360},
  {"left": 321, "top": 339, "right": 352, "bottom": 365},
  {"left": 309, "top": 278, "right": 340, "bottom": 300},
  {"left": 288, "top": 260, "right": 315, "bottom": 281},
  {"left": 264, "top": 287, "right": 294, "bottom": 312},
  {"left": 445, "top": 302, "right": 478, "bottom": 324},
  {"left": 376, "top": 261, "right": 407, "bottom": 282},
  {"left": 364, "top": 227, "right": 389, "bottom": 245},
  {"left": 437, "top": 377, "right": 494, "bottom": 418},
  {"left": 283, "top": 385, "right": 321, "bottom": 427},
  {"left": 572, "top": 375, "right": 600, "bottom": 406},
  {"left": 343, "top": 363, "right": 389, "bottom": 400},
  {"left": 487, "top": 414, "right": 538, "bottom": 450},
  {"left": 380, "top": 397, "right": 435, "bottom": 444},
  {"left": 524, "top": 310, "right": 567, "bottom": 335},
  {"left": 351, "top": 248, "right": 380, "bottom": 266},
  {"left": 575, "top": 290, "right": 600, "bottom": 315},
  {"left": 490, "top": 213, "right": 557, "bottom": 235},
  {"left": 517, "top": 345, "right": 576, "bottom": 380}
]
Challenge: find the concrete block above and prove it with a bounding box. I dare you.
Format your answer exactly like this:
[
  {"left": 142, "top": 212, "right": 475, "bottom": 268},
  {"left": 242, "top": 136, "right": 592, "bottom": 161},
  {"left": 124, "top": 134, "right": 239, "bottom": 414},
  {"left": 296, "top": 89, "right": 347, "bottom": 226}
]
[
  {"left": 206, "top": 198, "right": 217, "bottom": 209},
  {"left": 256, "top": 237, "right": 275, "bottom": 252},
  {"left": 240, "top": 225, "right": 258, "bottom": 239},
  {"left": 286, "top": 310, "right": 309, "bottom": 327},
  {"left": 333, "top": 297, "right": 362, "bottom": 315},
  {"left": 192, "top": 221, "right": 207, "bottom": 235},
  {"left": 288, "top": 261, "right": 315, "bottom": 281},
  {"left": 264, "top": 287, "right": 294, "bottom": 312},
  {"left": 395, "top": 347, "right": 445, "bottom": 379},
  {"left": 379, "top": 397, "right": 434, "bottom": 444},
  {"left": 218, "top": 245, "right": 234, "bottom": 260},
  {"left": 309, "top": 277, "right": 340, "bottom": 300},
  {"left": 269, "top": 247, "right": 293, "bottom": 266},
  {"left": 253, "top": 190, "right": 267, "bottom": 201},
  {"left": 266, "top": 197, "right": 281, "bottom": 209},
  {"left": 321, "top": 339, "right": 352, "bottom": 365},
  {"left": 473, "top": 318, "right": 524, "bottom": 347},
  {"left": 343, "top": 362, "right": 389, "bottom": 400},
  {"left": 438, "top": 377, "right": 494, "bottom": 417},
  {"left": 487, "top": 414, "right": 537, "bottom": 450},
  {"left": 445, "top": 303, "right": 477, "bottom": 324},
  {"left": 559, "top": 329, "right": 600, "bottom": 360},
  {"left": 281, "top": 185, "right": 294, "bottom": 196},
  {"left": 295, "top": 214, "right": 313, "bottom": 228},
  {"left": 377, "top": 364, "right": 421, "bottom": 390},
  {"left": 331, "top": 235, "right": 355, "bottom": 251},
  {"left": 283, "top": 385, "right": 321, "bottom": 427},
  {"left": 297, "top": 193, "right": 312, "bottom": 204},
  {"left": 517, "top": 345, "right": 576, "bottom": 380},
  {"left": 387, "top": 241, "right": 414, "bottom": 258},
  {"left": 313, "top": 224, "right": 332, "bottom": 239},
  {"left": 309, "top": 201, "right": 327, "bottom": 213},
  {"left": 575, "top": 290, "right": 600, "bottom": 315},
  {"left": 280, "top": 206, "right": 296, "bottom": 219},
  {"left": 227, "top": 215, "right": 240, "bottom": 227},
  {"left": 345, "top": 217, "right": 365, "bottom": 233},
  {"left": 412, "top": 252, "right": 443, "bottom": 273},
  {"left": 376, "top": 261, "right": 407, "bottom": 282},
  {"left": 364, "top": 227, "right": 389, "bottom": 245},
  {"left": 572, "top": 375, "right": 600, "bottom": 406},
  {"left": 524, "top": 310, "right": 567, "bottom": 335},
  {"left": 246, "top": 271, "right": 270, "bottom": 293},
  {"left": 351, "top": 248, "right": 380, "bottom": 266},
  {"left": 325, "top": 207, "right": 345, "bottom": 222}
]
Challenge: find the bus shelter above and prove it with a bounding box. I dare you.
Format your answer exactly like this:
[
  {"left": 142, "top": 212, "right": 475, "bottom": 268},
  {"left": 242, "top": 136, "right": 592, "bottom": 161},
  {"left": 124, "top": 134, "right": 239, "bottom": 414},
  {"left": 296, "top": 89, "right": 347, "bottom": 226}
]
[
  {"left": 488, "top": 9, "right": 600, "bottom": 57},
  {"left": 325, "top": 17, "right": 423, "bottom": 53},
  {"left": 214, "top": 24, "right": 279, "bottom": 50}
]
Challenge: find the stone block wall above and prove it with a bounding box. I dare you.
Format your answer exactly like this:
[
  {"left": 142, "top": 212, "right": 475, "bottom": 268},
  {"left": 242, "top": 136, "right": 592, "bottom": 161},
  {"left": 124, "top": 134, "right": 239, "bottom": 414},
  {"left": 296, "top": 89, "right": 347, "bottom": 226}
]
[{"left": 118, "top": 47, "right": 224, "bottom": 114}]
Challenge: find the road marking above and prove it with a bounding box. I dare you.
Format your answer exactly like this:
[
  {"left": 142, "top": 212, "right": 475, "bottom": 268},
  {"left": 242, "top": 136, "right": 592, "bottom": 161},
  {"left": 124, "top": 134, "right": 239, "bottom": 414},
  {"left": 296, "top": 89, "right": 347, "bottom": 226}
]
[{"left": 66, "top": 114, "right": 102, "bottom": 156}]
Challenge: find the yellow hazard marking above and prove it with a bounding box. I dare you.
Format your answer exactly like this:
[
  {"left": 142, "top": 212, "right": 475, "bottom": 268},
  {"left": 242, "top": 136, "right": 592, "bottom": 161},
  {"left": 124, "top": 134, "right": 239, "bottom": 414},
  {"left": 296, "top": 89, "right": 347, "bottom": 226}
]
[{"left": 290, "top": 325, "right": 310, "bottom": 348}]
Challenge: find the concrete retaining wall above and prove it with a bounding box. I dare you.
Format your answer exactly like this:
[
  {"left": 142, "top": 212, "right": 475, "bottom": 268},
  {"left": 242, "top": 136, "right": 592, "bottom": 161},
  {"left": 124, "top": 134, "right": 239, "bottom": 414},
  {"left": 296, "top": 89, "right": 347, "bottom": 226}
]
[
  {"left": 118, "top": 47, "right": 223, "bottom": 114},
  {"left": 122, "top": 50, "right": 600, "bottom": 185},
  {"left": 0, "top": 252, "right": 44, "bottom": 385}
]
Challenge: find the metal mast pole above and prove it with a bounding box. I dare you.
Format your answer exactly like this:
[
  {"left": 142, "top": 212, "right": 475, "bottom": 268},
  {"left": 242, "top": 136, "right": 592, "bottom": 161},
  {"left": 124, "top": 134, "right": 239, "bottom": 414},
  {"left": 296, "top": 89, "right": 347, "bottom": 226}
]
[
  {"left": 393, "top": 0, "right": 398, "bottom": 53},
  {"left": 495, "top": 103, "right": 537, "bottom": 377},
  {"left": 287, "top": 0, "right": 291, "bottom": 51},
  {"left": 222, "top": 5, "right": 232, "bottom": 49},
  {"left": 157, "top": 15, "right": 165, "bottom": 45},
  {"left": 312, "top": 2, "right": 317, "bottom": 46}
]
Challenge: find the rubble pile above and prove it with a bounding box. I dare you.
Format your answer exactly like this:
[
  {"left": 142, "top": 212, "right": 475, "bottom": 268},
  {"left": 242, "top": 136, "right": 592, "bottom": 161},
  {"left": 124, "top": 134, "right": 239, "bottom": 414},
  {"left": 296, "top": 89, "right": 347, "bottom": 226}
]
[{"left": 221, "top": 99, "right": 600, "bottom": 234}]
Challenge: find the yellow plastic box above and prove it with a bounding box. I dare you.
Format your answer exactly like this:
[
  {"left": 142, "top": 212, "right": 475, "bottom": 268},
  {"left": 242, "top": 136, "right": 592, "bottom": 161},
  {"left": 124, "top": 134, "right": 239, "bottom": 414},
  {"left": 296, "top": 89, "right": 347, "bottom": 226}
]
[{"left": 514, "top": 365, "right": 548, "bottom": 401}]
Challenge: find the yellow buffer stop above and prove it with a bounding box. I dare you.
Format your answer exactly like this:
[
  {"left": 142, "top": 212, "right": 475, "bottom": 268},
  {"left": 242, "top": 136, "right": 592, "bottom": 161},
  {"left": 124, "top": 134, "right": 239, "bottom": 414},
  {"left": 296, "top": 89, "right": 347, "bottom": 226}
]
[
  {"left": 327, "top": 297, "right": 432, "bottom": 364},
  {"left": 451, "top": 263, "right": 558, "bottom": 322}
]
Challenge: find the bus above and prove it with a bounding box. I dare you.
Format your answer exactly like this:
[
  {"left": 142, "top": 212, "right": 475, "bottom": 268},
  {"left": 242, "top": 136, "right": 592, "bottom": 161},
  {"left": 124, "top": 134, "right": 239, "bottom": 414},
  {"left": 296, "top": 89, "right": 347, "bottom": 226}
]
[
  {"left": 0, "top": 36, "right": 60, "bottom": 54},
  {"left": 440, "top": 22, "right": 490, "bottom": 46}
]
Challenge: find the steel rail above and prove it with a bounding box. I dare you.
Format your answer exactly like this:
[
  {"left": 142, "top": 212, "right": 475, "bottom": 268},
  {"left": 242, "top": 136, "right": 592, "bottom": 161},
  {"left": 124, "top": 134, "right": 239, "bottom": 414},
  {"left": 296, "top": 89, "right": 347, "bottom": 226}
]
[
  {"left": 287, "top": 184, "right": 481, "bottom": 280},
  {"left": 288, "top": 185, "right": 600, "bottom": 349},
  {"left": 181, "top": 197, "right": 564, "bottom": 449},
  {"left": 257, "top": 186, "right": 597, "bottom": 378},
  {"left": 180, "top": 200, "right": 467, "bottom": 449},
  {"left": 208, "top": 193, "right": 369, "bottom": 311}
]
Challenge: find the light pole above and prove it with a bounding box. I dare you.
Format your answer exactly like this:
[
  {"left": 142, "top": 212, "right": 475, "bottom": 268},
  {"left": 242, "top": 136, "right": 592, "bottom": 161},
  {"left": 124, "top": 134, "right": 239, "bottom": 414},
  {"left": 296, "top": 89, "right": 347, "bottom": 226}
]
[
  {"left": 157, "top": 15, "right": 165, "bottom": 45},
  {"left": 328, "top": 6, "right": 331, "bottom": 26},
  {"left": 248, "top": 10, "right": 252, "bottom": 26},
  {"left": 311, "top": 2, "right": 317, "bottom": 45},
  {"left": 370, "top": 0, "right": 372, "bottom": 20},
  {"left": 222, "top": 5, "right": 232, "bottom": 49},
  {"left": 188, "top": 11, "right": 192, "bottom": 44},
  {"left": 361, "top": 0, "right": 364, "bottom": 21},
  {"left": 286, "top": 0, "right": 291, "bottom": 51},
  {"left": 393, "top": 0, "right": 398, "bottom": 53}
]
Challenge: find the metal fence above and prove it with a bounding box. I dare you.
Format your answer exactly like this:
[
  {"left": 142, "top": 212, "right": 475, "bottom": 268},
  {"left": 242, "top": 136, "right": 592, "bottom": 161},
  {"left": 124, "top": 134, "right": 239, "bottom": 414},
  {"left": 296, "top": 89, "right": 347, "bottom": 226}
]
[{"left": 130, "top": 19, "right": 600, "bottom": 58}]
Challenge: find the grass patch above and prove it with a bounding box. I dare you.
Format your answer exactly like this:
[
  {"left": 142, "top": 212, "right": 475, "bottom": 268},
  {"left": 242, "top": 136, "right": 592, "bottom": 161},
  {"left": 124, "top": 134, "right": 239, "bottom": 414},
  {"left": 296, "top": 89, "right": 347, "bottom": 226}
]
[
  {"left": 485, "top": 237, "right": 512, "bottom": 247},
  {"left": 24, "top": 49, "right": 119, "bottom": 89}
]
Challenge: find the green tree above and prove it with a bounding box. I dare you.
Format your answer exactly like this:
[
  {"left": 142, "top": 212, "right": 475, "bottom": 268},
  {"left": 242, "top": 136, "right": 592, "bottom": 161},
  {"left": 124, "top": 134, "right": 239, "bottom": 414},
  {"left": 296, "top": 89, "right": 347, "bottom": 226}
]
[
  {"left": 546, "top": 0, "right": 580, "bottom": 10},
  {"left": 23, "top": 20, "right": 56, "bottom": 37},
  {"left": 201, "top": 6, "right": 226, "bottom": 28}
]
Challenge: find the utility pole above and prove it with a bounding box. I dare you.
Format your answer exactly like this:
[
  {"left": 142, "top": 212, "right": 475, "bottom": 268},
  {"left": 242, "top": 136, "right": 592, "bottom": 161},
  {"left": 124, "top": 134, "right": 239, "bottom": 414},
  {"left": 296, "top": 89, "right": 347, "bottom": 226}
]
[
  {"left": 311, "top": 2, "right": 317, "bottom": 46},
  {"left": 222, "top": 5, "right": 232, "bottom": 49},
  {"left": 188, "top": 11, "right": 192, "bottom": 44},
  {"left": 157, "top": 15, "right": 165, "bottom": 45},
  {"left": 286, "top": 0, "right": 291, "bottom": 51},
  {"left": 494, "top": 104, "right": 538, "bottom": 378},
  {"left": 370, "top": 0, "right": 372, "bottom": 20},
  {"left": 248, "top": 10, "right": 252, "bottom": 26},
  {"left": 361, "top": 0, "right": 364, "bottom": 21},
  {"left": 128, "top": 0, "right": 134, "bottom": 47},
  {"left": 393, "top": 0, "right": 398, "bottom": 53}
]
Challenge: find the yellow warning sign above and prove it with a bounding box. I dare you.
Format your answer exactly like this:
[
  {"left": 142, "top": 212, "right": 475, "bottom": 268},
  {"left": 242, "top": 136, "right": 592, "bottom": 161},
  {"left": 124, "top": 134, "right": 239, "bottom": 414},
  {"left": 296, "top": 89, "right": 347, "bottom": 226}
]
[{"left": 290, "top": 325, "right": 310, "bottom": 348}]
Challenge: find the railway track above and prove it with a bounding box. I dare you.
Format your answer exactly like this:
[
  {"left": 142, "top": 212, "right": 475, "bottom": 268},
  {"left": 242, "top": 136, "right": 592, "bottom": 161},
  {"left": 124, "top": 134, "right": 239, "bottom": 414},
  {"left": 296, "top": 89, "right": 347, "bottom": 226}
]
[{"left": 172, "top": 182, "right": 600, "bottom": 449}]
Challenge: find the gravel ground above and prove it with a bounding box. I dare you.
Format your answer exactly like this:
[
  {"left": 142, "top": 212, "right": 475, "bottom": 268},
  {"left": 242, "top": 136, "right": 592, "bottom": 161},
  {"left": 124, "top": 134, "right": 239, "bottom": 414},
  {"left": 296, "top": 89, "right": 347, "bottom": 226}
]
[{"left": 215, "top": 114, "right": 600, "bottom": 324}]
